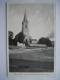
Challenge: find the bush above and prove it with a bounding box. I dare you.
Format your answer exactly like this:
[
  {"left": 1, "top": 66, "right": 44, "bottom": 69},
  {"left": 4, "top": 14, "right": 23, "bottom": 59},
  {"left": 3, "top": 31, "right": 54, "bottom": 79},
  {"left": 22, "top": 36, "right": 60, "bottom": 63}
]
[
  {"left": 38, "top": 37, "right": 52, "bottom": 47},
  {"left": 8, "top": 31, "right": 14, "bottom": 45},
  {"left": 15, "top": 32, "right": 25, "bottom": 43}
]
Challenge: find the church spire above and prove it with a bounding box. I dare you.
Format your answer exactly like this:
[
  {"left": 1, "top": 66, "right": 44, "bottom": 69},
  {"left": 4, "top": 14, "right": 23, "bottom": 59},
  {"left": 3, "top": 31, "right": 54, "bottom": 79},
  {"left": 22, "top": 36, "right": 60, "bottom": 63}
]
[
  {"left": 21, "top": 9, "right": 31, "bottom": 46},
  {"left": 22, "top": 9, "right": 29, "bottom": 36},
  {"left": 23, "top": 9, "right": 28, "bottom": 23}
]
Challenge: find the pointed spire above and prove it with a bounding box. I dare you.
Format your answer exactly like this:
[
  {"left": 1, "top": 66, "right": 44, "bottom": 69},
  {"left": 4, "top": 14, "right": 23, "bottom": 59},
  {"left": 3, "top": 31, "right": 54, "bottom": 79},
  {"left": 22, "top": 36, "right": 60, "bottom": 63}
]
[
  {"left": 23, "top": 8, "right": 28, "bottom": 22},
  {"left": 22, "top": 9, "right": 28, "bottom": 33},
  {"left": 24, "top": 8, "right": 26, "bottom": 19}
]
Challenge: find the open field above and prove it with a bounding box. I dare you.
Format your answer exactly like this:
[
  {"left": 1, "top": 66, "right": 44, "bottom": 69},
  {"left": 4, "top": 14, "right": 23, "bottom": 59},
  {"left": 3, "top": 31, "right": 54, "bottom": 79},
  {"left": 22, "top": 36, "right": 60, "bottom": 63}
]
[{"left": 9, "top": 45, "right": 54, "bottom": 72}]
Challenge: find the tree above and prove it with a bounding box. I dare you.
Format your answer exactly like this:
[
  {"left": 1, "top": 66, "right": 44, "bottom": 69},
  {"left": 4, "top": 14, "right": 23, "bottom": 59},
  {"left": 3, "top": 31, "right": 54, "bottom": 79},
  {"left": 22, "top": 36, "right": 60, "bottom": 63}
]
[
  {"left": 8, "top": 31, "right": 14, "bottom": 45},
  {"left": 38, "top": 37, "right": 52, "bottom": 47},
  {"left": 8, "top": 31, "right": 13, "bottom": 39},
  {"left": 15, "top": 32, "right": 25, "bottom": 43}
]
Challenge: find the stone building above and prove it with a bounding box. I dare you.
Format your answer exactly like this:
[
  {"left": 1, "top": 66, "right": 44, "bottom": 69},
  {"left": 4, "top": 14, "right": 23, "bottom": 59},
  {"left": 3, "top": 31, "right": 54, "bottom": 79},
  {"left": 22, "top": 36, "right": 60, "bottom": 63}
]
[
  {"left": 14, "top": 9, "right": 32, "bottom": 47},
  {"left": 22, "top": 9, "right": 29, "bottom": 37},
  {"left": 22, "top": 9, "right": 31, "bottom": 46}
]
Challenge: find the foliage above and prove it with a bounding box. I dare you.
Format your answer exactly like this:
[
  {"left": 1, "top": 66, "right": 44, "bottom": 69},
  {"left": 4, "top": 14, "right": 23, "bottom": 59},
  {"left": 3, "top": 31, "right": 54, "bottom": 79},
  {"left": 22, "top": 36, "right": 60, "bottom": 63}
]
[{"left": 38, "top": 37, "right": 52, "bottom": 47}]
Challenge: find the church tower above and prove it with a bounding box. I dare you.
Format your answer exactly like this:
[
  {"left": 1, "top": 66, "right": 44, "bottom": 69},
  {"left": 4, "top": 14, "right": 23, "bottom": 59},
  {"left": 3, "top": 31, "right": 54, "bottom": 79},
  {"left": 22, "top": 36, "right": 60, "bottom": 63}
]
[
  {"left": 22, "top": 9, "right": 29, "bottom": 37},
  {"left": 22, "top": 9, "right": 31, "bottom": 46},
  {"left": 15, "top": 9, "right": 32, "bottom": 46}
]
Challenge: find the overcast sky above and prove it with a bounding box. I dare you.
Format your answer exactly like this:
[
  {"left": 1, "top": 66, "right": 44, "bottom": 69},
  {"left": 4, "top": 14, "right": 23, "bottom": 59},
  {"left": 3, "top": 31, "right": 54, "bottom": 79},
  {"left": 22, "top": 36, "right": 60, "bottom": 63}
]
[{"left": 7, "top": 3, "right": 54, "bottom": 40}]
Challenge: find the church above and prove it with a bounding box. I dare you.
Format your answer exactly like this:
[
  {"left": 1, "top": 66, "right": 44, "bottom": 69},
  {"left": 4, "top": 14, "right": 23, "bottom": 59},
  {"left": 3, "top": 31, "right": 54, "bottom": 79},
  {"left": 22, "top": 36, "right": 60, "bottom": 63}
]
[
  {"left": 9, "top": 9, "right": 32, "bottom": 47},
  {"left": 21, "top": 9, "right": 32, "bottom": 46}
]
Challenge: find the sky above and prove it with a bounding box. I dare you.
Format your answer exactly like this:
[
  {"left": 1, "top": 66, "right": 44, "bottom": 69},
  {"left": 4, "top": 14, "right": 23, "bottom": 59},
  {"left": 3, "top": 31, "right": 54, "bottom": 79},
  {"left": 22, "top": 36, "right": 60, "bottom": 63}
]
[{"left": 7, "top": 3, "right": 54, "bottom": 40}]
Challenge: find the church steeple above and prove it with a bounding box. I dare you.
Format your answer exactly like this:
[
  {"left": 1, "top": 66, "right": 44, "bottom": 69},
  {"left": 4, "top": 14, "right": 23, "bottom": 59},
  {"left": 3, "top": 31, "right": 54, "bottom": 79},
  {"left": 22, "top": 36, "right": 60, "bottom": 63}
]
[
  {"left": 15, "top": 9, "right": 31, "bottom": 46},
  {"left": 23, "top": 9, "right": 28, "bottom": 24},
  {"left": 22, "top": 9, "right": 29, "bottom": 36}
]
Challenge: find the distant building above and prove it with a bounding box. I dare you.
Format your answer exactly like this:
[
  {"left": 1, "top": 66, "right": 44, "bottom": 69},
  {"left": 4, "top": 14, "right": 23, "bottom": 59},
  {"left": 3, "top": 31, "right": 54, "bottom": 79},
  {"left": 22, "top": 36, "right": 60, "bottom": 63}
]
[{"left": 32, "top": 39, "right": 37, "bottom": 44}]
